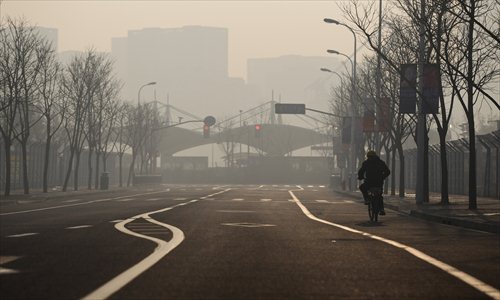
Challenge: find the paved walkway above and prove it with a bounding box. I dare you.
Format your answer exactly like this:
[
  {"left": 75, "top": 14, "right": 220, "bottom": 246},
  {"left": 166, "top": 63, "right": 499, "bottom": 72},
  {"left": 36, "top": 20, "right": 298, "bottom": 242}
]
[{"left": 334, "top": 190, "right": 500, "bottom": 234}]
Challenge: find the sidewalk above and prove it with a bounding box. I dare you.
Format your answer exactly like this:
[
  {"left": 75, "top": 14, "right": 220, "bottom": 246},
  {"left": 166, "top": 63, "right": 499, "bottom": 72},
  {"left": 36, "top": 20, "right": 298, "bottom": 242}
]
[{"left": 334, "top": 189, "right": 500, "bottom": 234}]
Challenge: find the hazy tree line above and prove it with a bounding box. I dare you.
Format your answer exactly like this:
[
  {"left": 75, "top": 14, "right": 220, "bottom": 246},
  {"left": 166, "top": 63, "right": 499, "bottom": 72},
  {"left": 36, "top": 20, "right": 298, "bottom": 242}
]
[
  {"left": 0, "top": 17, "right": 159, "bottom": 196},
  {"left": 328, "top": 0, "right": 499, "bottom": 208}
]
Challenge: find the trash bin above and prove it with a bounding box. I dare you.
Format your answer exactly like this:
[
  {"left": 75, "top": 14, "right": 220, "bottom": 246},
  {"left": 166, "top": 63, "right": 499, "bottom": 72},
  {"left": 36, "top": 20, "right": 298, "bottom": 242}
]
[{"left": 100, "top": 172, "right": 110, "bottom": 190}]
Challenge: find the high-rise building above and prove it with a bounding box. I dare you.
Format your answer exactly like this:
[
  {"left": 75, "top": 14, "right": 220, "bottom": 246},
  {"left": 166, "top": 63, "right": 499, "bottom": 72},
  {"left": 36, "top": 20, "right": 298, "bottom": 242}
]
[
  {"left": 112, "top": 26, "right": 252, "bottom": 116},
  {"left": 247, "top": 55, "right": 341, "bottom": 112},
  {"left": 33, "top": 26, "right": 58, "bottom": 52}
]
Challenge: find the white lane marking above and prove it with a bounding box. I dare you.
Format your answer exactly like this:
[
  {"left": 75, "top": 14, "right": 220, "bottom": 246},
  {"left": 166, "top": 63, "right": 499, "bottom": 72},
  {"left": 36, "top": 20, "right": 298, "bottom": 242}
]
[
  {"left": 0, "top": 190, "right": 169, "bottom": 216},
  {"left": 217, "top": 210, "right": 255, "bottom": 213},
  {"left": 0, "top": 267, "right": 18, "bottom": 274},
  {"left": 146, "top": 198, "right": 161, "bottom": 201},
  {"left": 260, "top": 199, "right": 272, "bottom": 202},
  {"left": 173, "top": 198, "right": 187, "bottom": 201},
  {"left": 316, "top": 200, "right": 329, "bottom": 203},
  {"left": 7, "top": 233, "right": 38, "bottom": 238},
  {"left": 221, "top": 222, "right": 276, "bottom": 228},
  {"left": 65, "top": 225, "right": 92, "bottom": 229},
  {"left": 307, "top": 185, "right": 314, "bottom": 188},
  {"left": 62, "top": 199, "right": 83, "bottom": 203},
  {"left": 231, "top": 198, "right": 244, "bottom": 201},
  {"left": 110, "top": 220, "right": 124, "bottom": 223},
  {"left": 82, "top": 188, "right": 230, "bottom": 300},
  {"left": 116, "top": 198, "right": 134, "bottom": 202},
  {"left": 289, "top": 188, "right": 500, "bottom": 300},
  {"left": 319, "top": 185, "right": 326, "bottom": 188},
  {"left": 0, "top": 256, "right": 21, "bottom": 274}
]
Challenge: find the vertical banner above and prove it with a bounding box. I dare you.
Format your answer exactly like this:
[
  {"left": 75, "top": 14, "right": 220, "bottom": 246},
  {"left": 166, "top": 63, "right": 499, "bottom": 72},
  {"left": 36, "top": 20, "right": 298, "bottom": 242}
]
[
  {"left": 342, "top": 117, "right": 363, "bottom": 144},
  {"left": 399, "top": 64, "right": 417, "bottom": 113},
  {"left": 363, "top": 97, "right": 375, "bottom": 132},
  {"left": 377, "top": 97, "right": 392, "bottom": 132},
  {"left": 422, "top": 64, "right": 440, "bottom": 114}
]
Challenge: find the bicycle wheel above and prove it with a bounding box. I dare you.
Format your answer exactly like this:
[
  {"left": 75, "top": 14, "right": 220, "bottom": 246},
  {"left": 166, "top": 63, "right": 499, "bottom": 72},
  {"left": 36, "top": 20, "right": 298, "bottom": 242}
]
[
  {"left": 372, "top": 196, "right": 380, "bottom": 222},
  {"left": 368, "top": 198, "right": 375, "bottom": 222}
]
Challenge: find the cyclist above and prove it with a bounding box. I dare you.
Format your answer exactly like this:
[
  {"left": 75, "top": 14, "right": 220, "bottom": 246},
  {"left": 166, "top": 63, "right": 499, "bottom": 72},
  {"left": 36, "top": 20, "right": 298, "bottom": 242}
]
[{"left": 357, "top": 150, "right": 390, "bottom": 215}]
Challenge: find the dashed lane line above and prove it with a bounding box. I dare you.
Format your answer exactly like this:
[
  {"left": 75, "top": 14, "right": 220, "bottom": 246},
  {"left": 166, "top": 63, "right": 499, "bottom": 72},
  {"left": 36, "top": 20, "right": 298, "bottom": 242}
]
[
  {"left": 289, "top": 187, "right": 500, "bottom": 300},
  {"left": 0, "top": 190, "right": 169, "bottom": 216},
  {"left": 6, "top": 233, "right": 39, "bottom": 238},
  {"left": 62, "top": 199, "right": 83, "bottom": 203},
  {"left": 82, "top": 188, "right": 231, "bottom": 300},
  {"left": 65, "top": 225, "right": 93, "bottom": 229}
]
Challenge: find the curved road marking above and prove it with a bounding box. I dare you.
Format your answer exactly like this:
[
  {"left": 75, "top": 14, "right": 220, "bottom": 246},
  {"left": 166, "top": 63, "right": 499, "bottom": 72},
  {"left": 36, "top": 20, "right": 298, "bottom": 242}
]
[
  {"left": 82, "top": 188, "right": 230, "bottom": 300},
  {"left": 289, "top": 187, "right": 500, "bottom": 300}
]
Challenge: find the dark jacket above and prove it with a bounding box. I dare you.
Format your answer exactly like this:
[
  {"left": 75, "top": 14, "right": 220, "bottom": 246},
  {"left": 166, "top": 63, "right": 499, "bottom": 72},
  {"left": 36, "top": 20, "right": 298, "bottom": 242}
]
[{"left": 357, "top": 156, "right": 390, "bottom": 187}]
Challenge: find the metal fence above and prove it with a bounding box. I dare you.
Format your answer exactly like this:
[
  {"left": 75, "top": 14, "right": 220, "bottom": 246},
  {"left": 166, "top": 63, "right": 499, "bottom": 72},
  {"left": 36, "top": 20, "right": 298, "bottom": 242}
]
[
  {"left": 393, "top": 130, "right": 499, "bottom": 199},
  {"left": 0, "top": 142, "right": 133, "bottom": 192}
]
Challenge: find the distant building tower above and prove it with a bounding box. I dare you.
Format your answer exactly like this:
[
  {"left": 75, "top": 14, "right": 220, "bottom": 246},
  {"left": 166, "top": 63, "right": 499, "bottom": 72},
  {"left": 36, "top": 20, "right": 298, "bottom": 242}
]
[{"left": 33, "top": 26, "right": 58, "bottom": 52}]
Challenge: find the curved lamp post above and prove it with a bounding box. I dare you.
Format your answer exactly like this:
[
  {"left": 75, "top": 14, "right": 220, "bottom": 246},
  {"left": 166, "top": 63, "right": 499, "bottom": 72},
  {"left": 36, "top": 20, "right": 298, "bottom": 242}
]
[{"left": 137, "top": 81, "right": 156, "bottom": 105}]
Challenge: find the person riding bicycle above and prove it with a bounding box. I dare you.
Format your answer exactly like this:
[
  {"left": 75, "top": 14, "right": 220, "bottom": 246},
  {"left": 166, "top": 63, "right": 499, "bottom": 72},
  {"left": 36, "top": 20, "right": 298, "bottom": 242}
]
[{"left": 358, "top": 150, "right": 390, "bottom": 215}]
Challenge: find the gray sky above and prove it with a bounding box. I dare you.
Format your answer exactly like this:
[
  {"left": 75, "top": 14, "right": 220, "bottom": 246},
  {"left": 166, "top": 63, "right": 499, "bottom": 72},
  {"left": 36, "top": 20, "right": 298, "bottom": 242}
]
[{"left": 1, "top": 0, "right": 353, "bottom": 80}]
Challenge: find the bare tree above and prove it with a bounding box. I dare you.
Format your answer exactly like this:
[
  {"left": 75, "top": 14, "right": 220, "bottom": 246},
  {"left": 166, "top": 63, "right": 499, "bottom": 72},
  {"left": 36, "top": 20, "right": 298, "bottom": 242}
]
[
  {"left": 0, "top": 18, "right": 44, "bottom": 195},
  {"left": 36, "top": 37, "right": 65, "bottom": 193},
  {"left": 61, "top": 50, "right": 102, "bottom": 191},
  {"left": 114, "top": 102, "right": 132, "bottom": 187}
]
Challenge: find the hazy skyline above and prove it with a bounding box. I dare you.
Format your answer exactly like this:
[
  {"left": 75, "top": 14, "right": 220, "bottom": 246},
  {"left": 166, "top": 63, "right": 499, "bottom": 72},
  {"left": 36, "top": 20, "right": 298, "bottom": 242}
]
[{"left": 1, "top": 0, "right": 353, "bottom": 80}]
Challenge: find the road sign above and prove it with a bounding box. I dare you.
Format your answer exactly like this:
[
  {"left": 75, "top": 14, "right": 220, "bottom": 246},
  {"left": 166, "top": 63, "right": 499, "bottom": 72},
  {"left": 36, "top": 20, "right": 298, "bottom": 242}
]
[
  {"left": 204, "top": 116, "right": 216, "bottom": 126},
  {"left": 275, "top": 103, "right": 306, "bottom": 114}
]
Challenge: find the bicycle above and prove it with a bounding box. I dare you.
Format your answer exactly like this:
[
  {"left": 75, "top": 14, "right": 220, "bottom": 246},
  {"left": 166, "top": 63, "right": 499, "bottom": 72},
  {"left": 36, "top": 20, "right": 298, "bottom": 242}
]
[{"left": 367, "top": 187, "right": 383, "bottom": 222}]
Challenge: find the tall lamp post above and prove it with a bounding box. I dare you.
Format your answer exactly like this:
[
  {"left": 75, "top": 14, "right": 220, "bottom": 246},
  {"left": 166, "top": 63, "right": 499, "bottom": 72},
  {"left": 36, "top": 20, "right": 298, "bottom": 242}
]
[
  {"left": 321, "top": 67, "right": 345, "bottom": 186},
  {"left": 137, "top": 81, "right": 157, "bottom": 105},
  {"left": 324, "top": 18, "right": 358, "bottom": 191},
  {"left": 326, "top": 48, "right": 357, "bottom": 191}
]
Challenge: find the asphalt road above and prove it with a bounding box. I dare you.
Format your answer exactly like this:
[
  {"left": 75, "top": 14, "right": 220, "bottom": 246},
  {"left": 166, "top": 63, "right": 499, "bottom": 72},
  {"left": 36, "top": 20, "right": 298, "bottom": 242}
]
[{"left": 1, "top": 184, "right": 499, "bottom": 300}]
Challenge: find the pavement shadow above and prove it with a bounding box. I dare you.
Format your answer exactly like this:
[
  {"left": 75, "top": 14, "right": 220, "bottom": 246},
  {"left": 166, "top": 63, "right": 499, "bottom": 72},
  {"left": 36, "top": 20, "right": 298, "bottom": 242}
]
[{"left": 356, "top": 221, "right": 385, "bottom": 227}]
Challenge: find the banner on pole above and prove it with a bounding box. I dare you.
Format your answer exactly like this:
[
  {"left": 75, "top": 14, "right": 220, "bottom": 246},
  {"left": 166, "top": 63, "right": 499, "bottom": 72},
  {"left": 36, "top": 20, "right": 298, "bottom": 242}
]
[
  {"left": 399, "top": 64, "right": 417, "bottom": 114},
  {"left": 377, "top": 97, "right": 392, "bottom": 132},
  {"left": 422, "top": 64, "right": 440, "bottom": 114},
  {"left": 363, "top": 98, "right": 375, "bottom": 132}
]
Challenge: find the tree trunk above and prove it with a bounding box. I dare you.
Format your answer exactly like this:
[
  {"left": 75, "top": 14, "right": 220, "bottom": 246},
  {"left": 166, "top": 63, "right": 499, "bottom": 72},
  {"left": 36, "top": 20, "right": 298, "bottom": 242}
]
[
  {"left": 95, "top": 151, "right": 100, "bottom": 189},
  {"left": 3, "top": 141, "right": 12, "bottom": 196},
  {"left": 62, "top": 148, "right": 75, "bottom": 192},
  {"left": 398, "top": 144, "right": 405, "bottom": 197},
  {"left": 74, "top": 151, "right": 81, "bottom": 191},
  {"left": 118, "top": 153, "right": 123, "bottom": 187},
  {"left": 384, "top": 144, "right": 390, "bottom": 194},
  {"left": 127, "top": 152, "right": 137, "bottom": 187},
  {"left": 42, "top": 135, "right": 52, "bottom": 193},
  {"left": 439, "top": 134, "right": 449, "bottom": 204},
  {"left": 20, "top": 140, "right": 30, "bottom": 194},
  {"left": 87, "top": 148, "right": 93, "bottom": 190},
  {"left": 391, "top": 147, "right": 396, "bottom": 196}
]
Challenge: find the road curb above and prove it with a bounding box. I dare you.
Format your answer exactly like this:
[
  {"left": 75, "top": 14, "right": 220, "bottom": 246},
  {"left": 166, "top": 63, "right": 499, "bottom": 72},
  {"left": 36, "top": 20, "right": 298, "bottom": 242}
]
[
  {"left": 333, "top": 189, "right": 500, "bottom": 234},
  {"left": 408, "top": 210, "right": 500, "bottom": 234}
]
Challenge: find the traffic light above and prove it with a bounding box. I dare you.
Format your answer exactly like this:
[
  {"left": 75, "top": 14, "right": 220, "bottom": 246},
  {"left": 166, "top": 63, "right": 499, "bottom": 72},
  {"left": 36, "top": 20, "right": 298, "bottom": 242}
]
[
  {"left": 203, "top": 124, "right": 210, "bottom": 138},
  {"left": 254, "top": 124, "right": 262, "bottom": 138}
]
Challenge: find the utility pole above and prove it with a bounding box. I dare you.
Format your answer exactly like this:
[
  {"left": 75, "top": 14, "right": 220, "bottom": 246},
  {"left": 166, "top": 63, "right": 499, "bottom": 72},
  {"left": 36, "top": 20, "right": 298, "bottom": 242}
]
[
  {"left": 375, "top": 0, "right": 383, "bottom": 151},
  {"left": 416, "top": 0, "right": 429, "bottom": 204}
]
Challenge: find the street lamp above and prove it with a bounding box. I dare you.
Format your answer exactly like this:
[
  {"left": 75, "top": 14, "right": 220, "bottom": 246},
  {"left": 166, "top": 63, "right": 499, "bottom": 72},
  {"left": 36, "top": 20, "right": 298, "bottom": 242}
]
[
  {"left": 137, "top": 81, "right": 156, "bottom": 105},
  {"left": 325, "top": 18, "right": 358, "bottom": 191},
  {"left": 326, "top": 49, "right": 357, "bottom": 191}
]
